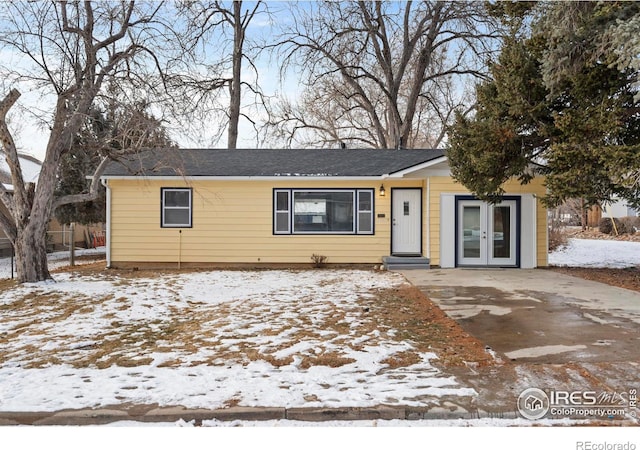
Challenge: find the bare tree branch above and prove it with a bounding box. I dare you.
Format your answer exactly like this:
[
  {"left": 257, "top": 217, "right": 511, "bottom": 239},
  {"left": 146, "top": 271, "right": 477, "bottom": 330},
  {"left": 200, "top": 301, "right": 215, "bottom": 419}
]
[{"left": 268, "top": 1, "right": 500, "bottom": 148}]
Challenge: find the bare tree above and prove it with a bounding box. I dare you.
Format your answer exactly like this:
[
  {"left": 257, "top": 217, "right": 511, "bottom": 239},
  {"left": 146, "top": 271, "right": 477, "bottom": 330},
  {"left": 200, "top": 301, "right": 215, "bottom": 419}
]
[
  {"left": 0, "top": 1, "right": 180, "bottom": 282},
  {"left": 178, "top": 0, "right": 265, "bottom": 149},
  {"left": 269, "top": 1, "right": 498, "bottom": 149}
]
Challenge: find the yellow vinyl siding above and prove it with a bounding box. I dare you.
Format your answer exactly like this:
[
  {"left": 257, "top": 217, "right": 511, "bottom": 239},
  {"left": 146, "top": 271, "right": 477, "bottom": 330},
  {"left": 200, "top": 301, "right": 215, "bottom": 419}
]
[
  {"left": 108, "top": 175, "right": 547, "bottom": 268},
  {"left": 427, "top": 176, "right": 548, "bottom": 267},
  {"left": 108, "top": 178, "right": 423, "bottom": 266}
]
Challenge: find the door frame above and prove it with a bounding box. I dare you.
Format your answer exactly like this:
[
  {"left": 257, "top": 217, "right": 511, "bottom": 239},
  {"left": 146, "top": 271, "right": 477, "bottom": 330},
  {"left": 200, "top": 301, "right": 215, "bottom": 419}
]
[
  {"left": 391, "top": 187, "right": 423, "bottom": 256},
  {"left": 454, "top": 195, "right": 521, "bottom": 268}
]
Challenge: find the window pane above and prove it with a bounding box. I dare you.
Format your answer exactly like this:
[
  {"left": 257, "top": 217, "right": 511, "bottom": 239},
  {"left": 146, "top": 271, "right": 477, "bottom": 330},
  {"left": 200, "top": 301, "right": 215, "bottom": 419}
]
[
  {"left": 276, "top": 191, "right": 289, "bottom": 211},
  {"left": 493, "top": 206, "right": 511, "bottom": 258},
  {"left": 358, "top": 211, "right": 372, "bottom": 233},
  {"left": 295, "top": 198, "right": 326, "bottom": 215},
  {"left": 293, "top": 191, "right": 353, "bottom": 232},
  {"left": 164, "top": 209, "right": 190, "bottom": 226},
  {"left": 165, "top": 190, "right": 190, "bottom": 207},
  {"left": 463, "top": 206, "right": 481, "bottom": 258},
  {"left": 358, "top": 191, "right": 372, "bottom": 211},
  {"left": 275, "top": 211, "right": 289, "bottom": 233}
]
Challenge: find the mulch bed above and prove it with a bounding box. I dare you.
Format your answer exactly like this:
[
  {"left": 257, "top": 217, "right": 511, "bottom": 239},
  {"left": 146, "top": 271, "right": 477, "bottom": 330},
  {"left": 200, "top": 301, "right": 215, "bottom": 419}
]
[
  {"left": 566, "top": 227, "right": 640, "bottom": 242},
  {"left": 374, "top": 285, "right": 495, "bottom": 368}
]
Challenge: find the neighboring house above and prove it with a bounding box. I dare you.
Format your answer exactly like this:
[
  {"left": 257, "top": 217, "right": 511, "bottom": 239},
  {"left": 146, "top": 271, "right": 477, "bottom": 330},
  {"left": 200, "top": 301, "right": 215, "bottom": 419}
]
[
  {"left": 100, "top": 148, "right": 548, "bottom": 270},
  {"left": 0, "top": 153, "right": 103, "bottom": 257},
  {"left": 602, "top": 199, "right": 640, "bottom": 218}
]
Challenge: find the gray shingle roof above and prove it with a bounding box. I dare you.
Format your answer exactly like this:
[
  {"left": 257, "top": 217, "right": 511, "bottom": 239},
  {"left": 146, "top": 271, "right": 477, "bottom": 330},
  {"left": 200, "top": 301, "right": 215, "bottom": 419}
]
[{"left": 102, "top": 148, "right": 445, "bottom": 177}]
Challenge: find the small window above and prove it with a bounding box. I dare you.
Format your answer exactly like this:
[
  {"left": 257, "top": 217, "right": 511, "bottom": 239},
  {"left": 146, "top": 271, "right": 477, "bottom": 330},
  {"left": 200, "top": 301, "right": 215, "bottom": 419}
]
[{"left": 162, "top": 188, "right": 192, "bottom": 227}]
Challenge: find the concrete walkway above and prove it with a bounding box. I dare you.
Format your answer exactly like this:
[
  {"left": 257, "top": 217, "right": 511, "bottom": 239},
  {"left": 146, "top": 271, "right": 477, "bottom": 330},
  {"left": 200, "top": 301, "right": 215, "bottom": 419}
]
[
  {"left": 400, "top": 268, "right": 640, "bottom": 421},
  {"left": 0, "top": 403, "right": 503, "bottom": 426}
]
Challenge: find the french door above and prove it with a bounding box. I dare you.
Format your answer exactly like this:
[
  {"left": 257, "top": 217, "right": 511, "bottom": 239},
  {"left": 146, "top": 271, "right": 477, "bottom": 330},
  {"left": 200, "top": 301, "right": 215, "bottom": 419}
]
[{"left": 457, "top": 199, "right": 518, "bottom": 267}]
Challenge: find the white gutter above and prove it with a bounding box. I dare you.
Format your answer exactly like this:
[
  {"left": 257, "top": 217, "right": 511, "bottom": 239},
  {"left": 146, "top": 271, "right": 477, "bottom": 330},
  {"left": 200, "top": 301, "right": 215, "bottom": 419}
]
[
  {"left": 101, "top": 178, "right": 111, "bottom": 268},
  {"left": 100, "top": 175, "right": 390, "bottom": 181}
]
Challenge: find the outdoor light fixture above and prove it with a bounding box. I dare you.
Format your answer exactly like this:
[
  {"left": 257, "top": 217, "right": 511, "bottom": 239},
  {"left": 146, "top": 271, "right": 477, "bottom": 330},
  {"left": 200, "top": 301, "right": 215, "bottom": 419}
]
[{"left": 379, "top": 184, "right": 386, "bottom": 196}]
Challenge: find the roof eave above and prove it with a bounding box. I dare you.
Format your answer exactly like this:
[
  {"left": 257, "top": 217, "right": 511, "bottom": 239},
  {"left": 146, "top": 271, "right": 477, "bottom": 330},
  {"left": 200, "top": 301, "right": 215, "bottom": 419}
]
[
  {"left": 386, "top": 155, "right": 449, "bottom": 178},
  {"left": 100, "top": 175, "right": 389, "bottom": 181}
]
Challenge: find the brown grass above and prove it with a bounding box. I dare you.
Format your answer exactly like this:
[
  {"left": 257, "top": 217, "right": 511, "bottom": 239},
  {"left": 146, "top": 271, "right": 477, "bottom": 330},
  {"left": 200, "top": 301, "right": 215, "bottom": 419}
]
[
  {"left": 372, "top": 285, "right": 495, "bottom": 367},
  {"left": 2, "top": 265, "right": 495, "bottom": 372},
  {"left": 381, "top": 350, "right": 422, "bottom": 369},
  {"left": 549, "top": 266, "right": 640, "bottom": 293},
  {"left": 299, "top": 352, "right": 356, "bottom": 369}
]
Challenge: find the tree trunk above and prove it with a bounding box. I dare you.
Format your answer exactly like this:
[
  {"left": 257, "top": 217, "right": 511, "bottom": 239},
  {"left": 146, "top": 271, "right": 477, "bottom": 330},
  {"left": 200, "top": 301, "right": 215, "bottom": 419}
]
[
  {"left": 227, "top": 0, "right": 243, "bottom": 150},
  {"left": 14, "top": 225, "right": 51, "bottom": 283}
]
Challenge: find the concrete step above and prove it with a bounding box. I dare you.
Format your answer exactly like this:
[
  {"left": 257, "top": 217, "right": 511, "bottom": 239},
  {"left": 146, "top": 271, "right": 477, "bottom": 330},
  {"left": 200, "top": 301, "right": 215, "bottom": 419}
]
[{"left": 382, "top": 256, "right": 430, "bottom": 270}]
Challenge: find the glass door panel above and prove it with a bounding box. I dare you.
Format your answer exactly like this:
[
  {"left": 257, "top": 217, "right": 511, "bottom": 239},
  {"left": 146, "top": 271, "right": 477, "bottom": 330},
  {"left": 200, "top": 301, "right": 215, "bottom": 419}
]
[
  {"left": 492, "top": 206, "right": 510, "bottom": 258},
  {"left": 463, "top": 205, "right": 481, "bottom": 259},
  {"left": 488, "top": 201, "right": 517, "bottom": 266},
  {"left": 458, "top": 201, "right": 486, "bottom": 265}
]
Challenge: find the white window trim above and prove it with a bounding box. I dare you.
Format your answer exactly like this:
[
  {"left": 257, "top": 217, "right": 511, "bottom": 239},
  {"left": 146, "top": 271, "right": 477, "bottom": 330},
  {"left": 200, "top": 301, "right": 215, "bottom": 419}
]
[
  {"left": 162, "top": 188, "right": 192, "bottom": 228},
  {"left": 357, "top": 190, "right": 374, "bottom": 234},
  {"left": 274, "top": 189, "right": 291, "bottom": 234}
]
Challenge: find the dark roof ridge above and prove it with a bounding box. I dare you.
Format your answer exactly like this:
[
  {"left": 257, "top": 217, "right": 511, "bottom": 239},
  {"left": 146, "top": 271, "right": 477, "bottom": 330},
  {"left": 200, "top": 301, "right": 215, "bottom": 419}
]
[{"left": 102, "top": 148, "right": 446, "bottom": 178}]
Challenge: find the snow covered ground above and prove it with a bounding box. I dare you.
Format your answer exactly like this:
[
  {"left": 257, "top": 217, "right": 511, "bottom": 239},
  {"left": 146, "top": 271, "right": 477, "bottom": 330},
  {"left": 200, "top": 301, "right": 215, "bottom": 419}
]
[
  {"left": 2, "top": 238, "right": 639, "bottom": 439},
  {"left": 0, "top": 269, "right": 475, "bottom": 412},
  {"left": 549, "top": 238, "right": 640, "bottom": 268}
]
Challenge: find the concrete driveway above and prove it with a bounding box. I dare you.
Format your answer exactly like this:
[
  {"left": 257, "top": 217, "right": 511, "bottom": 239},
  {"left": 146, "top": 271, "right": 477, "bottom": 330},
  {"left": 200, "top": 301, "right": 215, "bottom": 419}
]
[
  {"left": 400, "top": 268, "right": 640, "bottom": 419},
  {"left": 401, "top": 269, "right": 640, "bottom": 364}
]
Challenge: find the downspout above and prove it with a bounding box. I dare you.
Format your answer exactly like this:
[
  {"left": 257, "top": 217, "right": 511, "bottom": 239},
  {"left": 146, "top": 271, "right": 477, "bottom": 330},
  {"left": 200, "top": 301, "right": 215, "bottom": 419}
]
[
  {"left": 426, "top": 177, "right": 430, "bottom": 261},
  {"left": 101, "top": 178, "right": 111, "bottom": 268},
  {"left": 178, "top": 230, "right": 182, "bottom": 269}
]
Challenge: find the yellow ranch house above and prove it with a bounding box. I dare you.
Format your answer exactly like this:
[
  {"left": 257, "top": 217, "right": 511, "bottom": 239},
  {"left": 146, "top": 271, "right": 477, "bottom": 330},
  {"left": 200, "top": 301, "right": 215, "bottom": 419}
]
[{"left": 100, "top": 149, "right": 548, "bottom": 270}]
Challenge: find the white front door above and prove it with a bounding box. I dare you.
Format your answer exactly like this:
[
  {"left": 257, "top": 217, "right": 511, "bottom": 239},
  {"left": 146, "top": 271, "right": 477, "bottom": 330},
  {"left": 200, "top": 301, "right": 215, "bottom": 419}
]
[
  {"left": 457, "top": 199, "right": 518, "bottom": 266},
  {"left": 392, "top": 189, "right": 422, "bottom": 255}
]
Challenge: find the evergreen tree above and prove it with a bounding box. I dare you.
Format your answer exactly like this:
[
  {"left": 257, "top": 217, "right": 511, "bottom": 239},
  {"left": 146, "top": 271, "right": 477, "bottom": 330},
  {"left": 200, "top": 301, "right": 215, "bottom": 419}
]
[
  {"left": 54, "top": 109, "right": 108, "bottom": 225},
  {"left": 54, "top": 103, "right": 176, "bottom": 225},
  {"left": 446, "top": 2, "right": 640, "bottom": 208}
]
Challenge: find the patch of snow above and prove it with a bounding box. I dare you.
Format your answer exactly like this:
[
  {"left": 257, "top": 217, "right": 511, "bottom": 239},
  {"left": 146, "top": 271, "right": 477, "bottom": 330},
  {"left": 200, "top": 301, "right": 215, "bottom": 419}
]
[
  {"left": 100, "top": 417, "right": 596, "bottom": 427},
  {"left": 504, "top": 345, "right": 587, "bottom": 360},
  {"left": 7, "top": 418, "right": 634, "bottom": 450},
  {"left": 549, "top": 238, "right": 640, "bottom": 268}
]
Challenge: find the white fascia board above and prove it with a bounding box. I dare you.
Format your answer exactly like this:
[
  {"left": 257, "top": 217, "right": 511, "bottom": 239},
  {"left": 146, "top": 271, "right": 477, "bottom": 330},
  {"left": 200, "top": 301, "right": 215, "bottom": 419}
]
[
  {"left": 386, "top": 156, "right": 449, "bottom": 178},
  {"left": 100, "top": 175, "right": 388, "bottom": 181}
]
